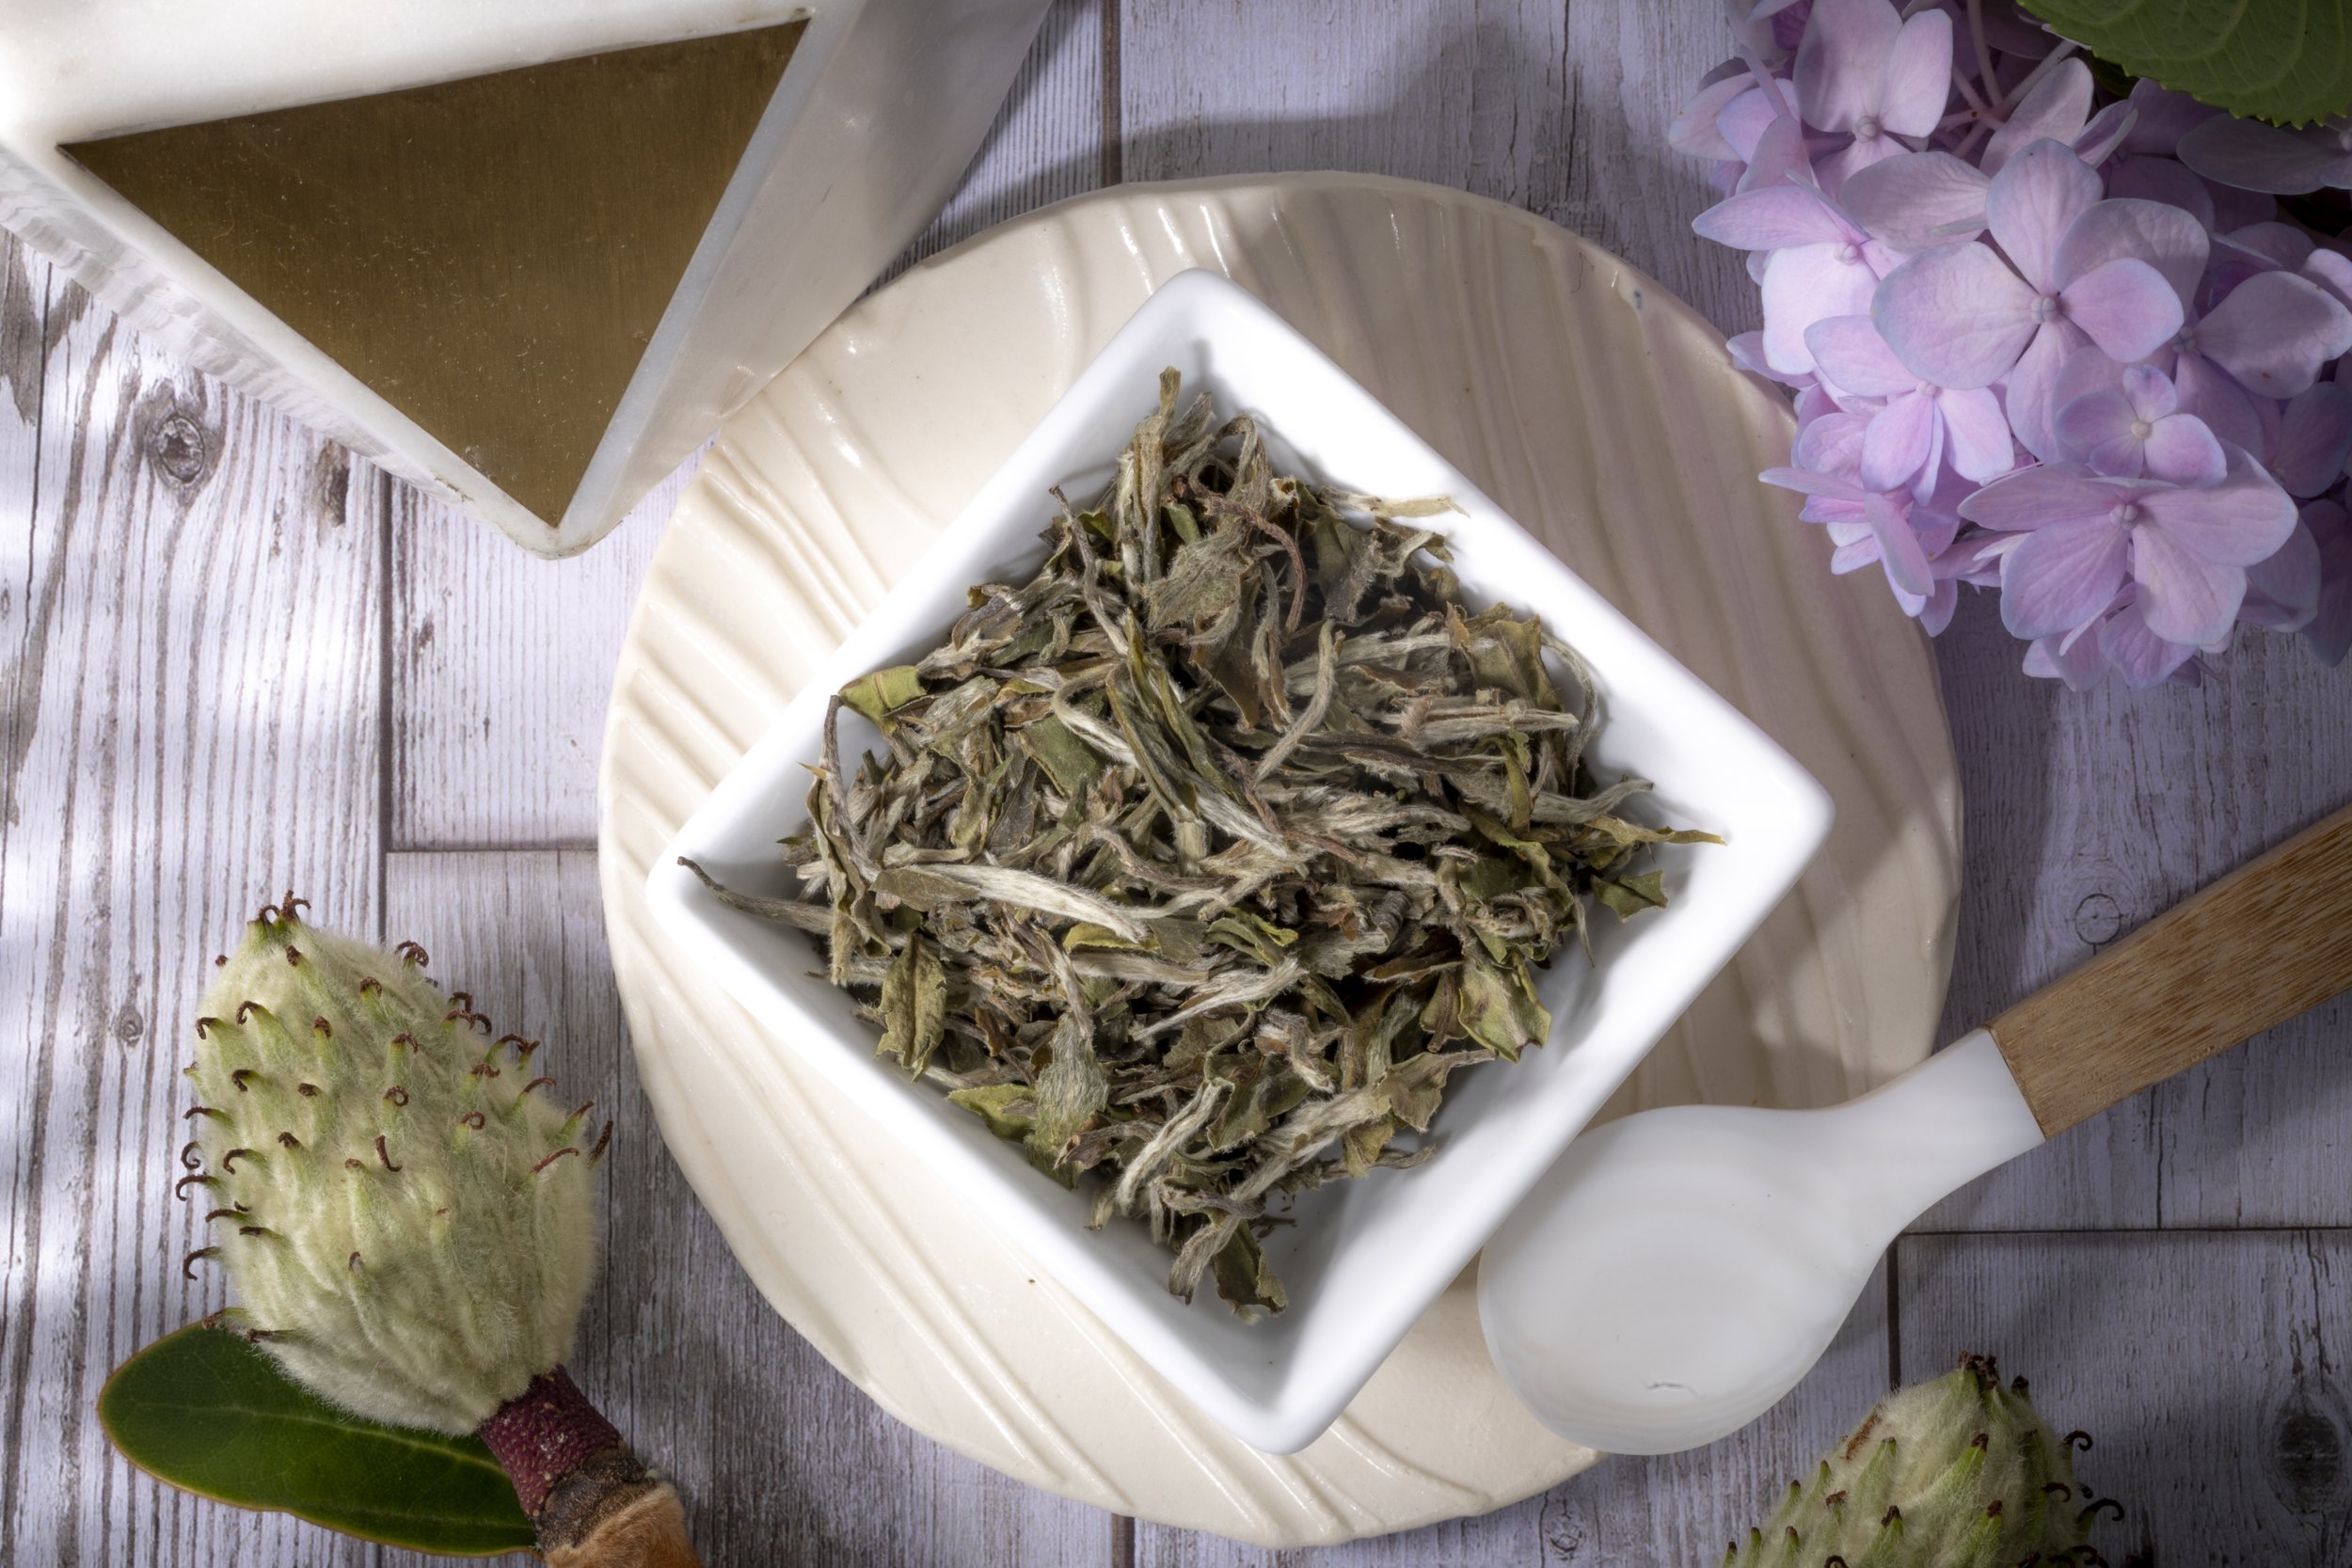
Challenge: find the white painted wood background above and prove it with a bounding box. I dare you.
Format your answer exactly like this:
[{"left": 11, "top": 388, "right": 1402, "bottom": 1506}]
[{"left": 4, "top": 2, "right": 2349, "bottom": 1562}]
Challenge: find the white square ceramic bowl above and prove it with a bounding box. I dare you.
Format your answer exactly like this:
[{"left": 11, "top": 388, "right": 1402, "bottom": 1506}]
[{"left": 646, "top": 268, "right": 1833, "bottom": 1454}]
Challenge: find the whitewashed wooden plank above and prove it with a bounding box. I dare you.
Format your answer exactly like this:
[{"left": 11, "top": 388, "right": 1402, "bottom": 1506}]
[
  {"left": 1899, "top": 1230, "right": 2352, "bottom": 1563},
  {"left": 1120, "top": 2, "right": 1568, "bottom": 203},
  {"left": 1120, "top": 0, "right": 1756, "bottom": 340},
  {"left": 390, "top": 455, "right": 690, "bottom": 850},
  {"left": 1, "top": 229, "right": 38, "bottom": 471},
  {"left": 381, "top": 849, "right": 1117, "bottom": 1568},
  {"left": 1552, "top": 0, "right": 1762, "bottom": 339},
  {"left": 1136, "top": 1262, "right": 1890, "bottom": 1566},
  {"left": 884, "top": 0, "right": 1105, "bottom": 278},
  {"left": 1923, "top": 598, "right": 2352, "bottom": 1232},
  {"left": 0, "top": 268, "right": 382, "bottom": 1567}
]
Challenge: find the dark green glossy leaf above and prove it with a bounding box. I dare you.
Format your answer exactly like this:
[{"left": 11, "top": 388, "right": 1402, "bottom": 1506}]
[
  {"left": 2022, "top": 0, "right": 2352, "bottom": 126},
  {"left": 99, "top": 1324, "right": 533, "bottom": 1556}
]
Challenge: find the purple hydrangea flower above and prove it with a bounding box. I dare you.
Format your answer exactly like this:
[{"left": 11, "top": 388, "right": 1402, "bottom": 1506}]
[
  {"left": 2051, "top": 364, "right": 2223, "bottom": 483},
  {"left": 1678, "top": 0, "right": 2352, "bottom": 689},
  {"left": 1792, "top": 0, "right": 1953, "bottom": 189},
  {"left": 2178, "top": 116, "right": 2352, "bottom": 197},
  {"left": 1873, "top": 142, "right": 2185, "bottom": 455},
  {"left": 1959, "top": 445, "right": 2296, "bottom": 645},
  {"left": 1805, "top": 314, "right": 2014, "bottom": 492},
  {"left": 1696, "top": 179, "right": 1899, "bottom": 376},
  {"left": 2300, "top": 499, "right": 2352, "bottom": 663}
]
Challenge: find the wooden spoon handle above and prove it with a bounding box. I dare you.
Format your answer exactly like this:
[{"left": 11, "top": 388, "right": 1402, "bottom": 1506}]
[{"left": 1989, "top": 800, "right": 2352, "bottom": 1138}]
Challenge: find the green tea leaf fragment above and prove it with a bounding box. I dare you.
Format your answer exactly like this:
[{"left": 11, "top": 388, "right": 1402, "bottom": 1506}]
[
  {"left": 876, "top": 933, "right": 948, "bottom": 1077},
  {"left": 1596, "top": 869, "right": 1671, "bottom": 921},
  {"left": 841, "top": 664, "right": 927, "bottom": 724}
]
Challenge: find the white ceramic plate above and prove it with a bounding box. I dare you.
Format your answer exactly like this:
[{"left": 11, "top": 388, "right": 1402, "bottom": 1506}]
[
  {"left": 645, "top": 269, "right": 1834, "bottom": 1453},
  {"left": 599, "top": 174, "right": 1961, "bottom": 1543}
]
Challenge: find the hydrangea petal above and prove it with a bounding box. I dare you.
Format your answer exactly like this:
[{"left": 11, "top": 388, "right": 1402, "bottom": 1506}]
[
  {"left": 1873, "top": 242, "right": 2038, "bottom": 387},
  {"left": 1829, "top": 535, "right": 1881, "bottom": 573},
  {"left": 1860, "top": 389, "right": 1936, "bottom": 490},
  {"left": 2239, "top": 518, "right": 2321, "bottom": 629},
  {"left": 2104, "top": 155, "right": 2217, "bottom": 229},
  {"left": 1878, "top": 8, "right": 1954, "bottom": 137},
  {"left": 1840, "top": 150, "right": 1990, "bottom": 252},
  {"left": 2137, "top": 445, "right": 2297, "bottom": 565},
  {"left": 2049, "top": 343, "right": 2130, "bottom": 419},
  {"left": 2098, "top": 601, "right": 2199, "bottom": 687},
  {"left": 2054, "top": 198, "right": 2210, "bottom": 309},
  {"left": 2302, "top": 249, "right": 2352, "bottom": 312},
  {"left": 1805, "top": 313, "right": 1915, "bottom": 396},
  {"left": 2228, "top": 221, "right": 2317, "bottom": 270},
  {"left": 1762, "top": 242, "right": 1883, "bottom": 374},
  {"left": 2140, "top": 414, "right": 2227, "bottom": 486},
  {"left": 2195, "top": 269, "right": 2352, "bottom": 399},
  {"left": 1671, "top": 72, "right": 1756, "bottom": 159},
  {"left": 1866, "top": 489, "right": 1933, "bottom": 598},
  {"left": 1737, "top": 112, "right": 1812, "bottom": 193},
  {"left": 1915, "top": 578, "right": 1960, "bottom": 635},
  {"left": 1695, "top": 183, "right": 1853, "bottom": 250},
  {"left": 1941, "top": 529, "right": 2019, "bottom": 586},
  {"left": 2026, "top": 600, "right": 2121, "bottom": 688},
  {"left": 2132, "top": 523, "right": 2247, "bottom": 644},
  {"left": 1762, "top": 465, "right": 1862, "bottom": 499},
  {"left": 2058, "top": 258, "right": 2185, "bottom": 366},
  {"left": 1817, "top": 134, "right": 1905, "bottom": 197},
  {"left": 2000, "top": 515, "right": 2130, "bottom": 637},
  {"left": 2005, "top": 319, "right": 2090, "bottom": 462},
  {"left": 1938, "top": 386, "right": 2014, "bottom": 480},
  {"left": 2271, "top": 383, "right": 2352, "bottom": 497},
  {"left": 2205, "top": 179, "right": 2280, "bottom": 233},
  {"left": 1958, "top": 461, "right": 2119, "bottom": 531},
  {"left": 2300, "top": 500, "right": 2351, "bottom": 663},
  {"left": 1981, "top": 60, "right": 2095, "bottom": 175},
  {"left": 1793, "top": 0, "right": 1898, "bottom": 134},
  {"left": 2178, "top": 115, "right": 2352, "bottom": 195},
  {"left": 1793, "top": 408, "right": 1870, "bottom": 473},
  {"left": 2054, "top": 388, "right": 2145, "bottom": 476},
  {"left": 2120, "top": 80, "right": 2219, "bottom": 157},
  {"left": 2073, "top": 101, "right": 2136, "bottom": 168},
  {"left": 1718, "top": 80, "right": 1789, "bottom": 160},
  {"left": 2172, "top": 351, "right": 2269, "bottom": 454},
  {"left": 2121, "top": 365, "right": 2177, "bottom": 421},
  {"left": 1729, "top": 330, "right": 1808, "bottom": 388},
  {"left": 1986, "top": 139, "right": 2102, "bottom": 292}
]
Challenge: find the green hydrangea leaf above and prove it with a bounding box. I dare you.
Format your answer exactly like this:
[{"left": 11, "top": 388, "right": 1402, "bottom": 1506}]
[
  {"left": 2020, "top": 0, "right": 2352, "bottom": 126},
  {"left": 98, "top": 1324, "right": 533, "bottom": 1556}
]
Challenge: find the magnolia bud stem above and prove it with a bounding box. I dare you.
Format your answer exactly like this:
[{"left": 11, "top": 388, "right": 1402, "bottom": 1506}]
[{"left": 476, "top": 1369, "right": 702, "bottom": 1567}]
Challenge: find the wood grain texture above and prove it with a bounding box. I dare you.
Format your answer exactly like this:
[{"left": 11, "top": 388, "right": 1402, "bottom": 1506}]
[
  {"left": 380, "top": 851, "right": 1116, "bottom": 1568},
  {"left": 1134, "top": 1265, "right": 1891, "bottom": 1568},
  {"left": 1119, "top": 0, "right": 1757, "bottom": 344},
  {"left": 0, "top": 264, "right": 383, "bottom": 1566},
  {"left": 1923, "top": 599, "right": 2352, "bottom": 1230},
  {"left": 8, "top": 0, "right": 2352, "bottom": 1560},
  {"left": 1899, "top": 1230, "right": 2352, "bottom": 1565},
  {"left": 392, "top": 459, "right": 690, "bottom": 849},
  {"left": 884, "top": 0, "right": 1104, "bottom": 278},
  {"left": 1992, "top": 802, "right": 2352, "bottom": 1137}
]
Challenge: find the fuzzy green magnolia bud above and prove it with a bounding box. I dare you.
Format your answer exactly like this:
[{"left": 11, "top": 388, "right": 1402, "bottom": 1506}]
[
  {"left": 1726, "top": 1355, "right": 2120, "bottom": 1568},
  {"left": 179, "top": 896, "right": 605, "bottom": 1434}
]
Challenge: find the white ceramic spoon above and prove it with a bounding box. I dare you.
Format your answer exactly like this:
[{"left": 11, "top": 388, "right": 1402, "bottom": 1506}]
[{"left": 1480, "top": 800, "right": 2352, "bottom": 1455}]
